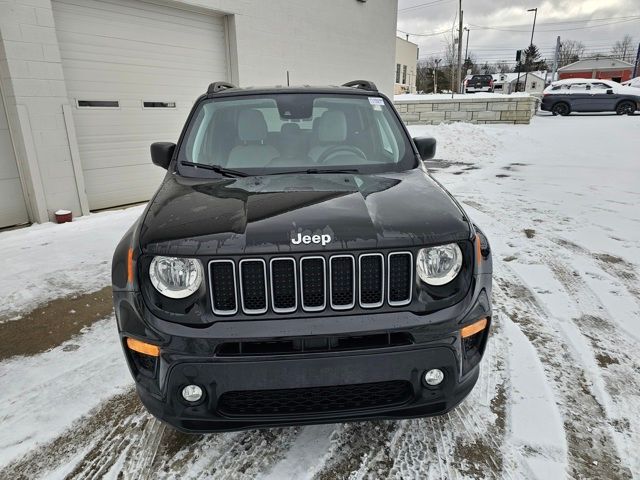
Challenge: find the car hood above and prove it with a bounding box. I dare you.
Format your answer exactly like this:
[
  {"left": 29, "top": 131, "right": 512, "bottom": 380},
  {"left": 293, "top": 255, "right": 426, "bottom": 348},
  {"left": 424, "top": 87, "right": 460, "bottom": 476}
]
[{"left": 139, "top": 169, "right": 471, "bottom": 256}]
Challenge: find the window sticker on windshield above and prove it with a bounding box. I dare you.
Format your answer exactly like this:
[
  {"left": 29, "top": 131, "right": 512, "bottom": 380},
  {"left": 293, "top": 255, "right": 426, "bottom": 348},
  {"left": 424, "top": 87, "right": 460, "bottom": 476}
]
[{"left": 368, "top": 97, "right": 384, "bottom": 106}]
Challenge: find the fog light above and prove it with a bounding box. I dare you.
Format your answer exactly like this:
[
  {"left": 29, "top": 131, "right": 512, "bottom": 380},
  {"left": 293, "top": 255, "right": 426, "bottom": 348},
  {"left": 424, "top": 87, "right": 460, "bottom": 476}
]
[
  {"left": 424, "top": 369, "right": 445, "bottom": 386},
  {"left": 182, "top": 385, "right": 203, "bottom": 403}
]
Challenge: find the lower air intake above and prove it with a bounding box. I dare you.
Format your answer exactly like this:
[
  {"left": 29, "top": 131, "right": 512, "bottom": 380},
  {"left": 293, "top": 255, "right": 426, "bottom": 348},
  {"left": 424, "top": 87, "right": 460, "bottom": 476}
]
[{"left": 218, "top": 380, "right": 413, "bottom": 416}]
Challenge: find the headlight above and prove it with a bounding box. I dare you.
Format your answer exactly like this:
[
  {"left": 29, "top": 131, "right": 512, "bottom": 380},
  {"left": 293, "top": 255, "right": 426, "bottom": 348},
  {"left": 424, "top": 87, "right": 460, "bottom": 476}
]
[
  {"left": 149, "top": 256, "right": 203, "bottom": 298},
  {"left": 416, "top": 243, "right": 463, "bottom": 286}
]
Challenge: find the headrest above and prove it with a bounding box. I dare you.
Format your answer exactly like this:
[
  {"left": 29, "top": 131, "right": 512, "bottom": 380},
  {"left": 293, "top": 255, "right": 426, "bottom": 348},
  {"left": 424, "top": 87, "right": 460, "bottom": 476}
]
[
  {"left": 317, "top": 111, "right": 347, "bottom": 143},
  {"left": 280, "top": 122, "right": 300, "bottom": 137},
  {"left": 237, "top": 109, "right": 268, "bottom": 142}
]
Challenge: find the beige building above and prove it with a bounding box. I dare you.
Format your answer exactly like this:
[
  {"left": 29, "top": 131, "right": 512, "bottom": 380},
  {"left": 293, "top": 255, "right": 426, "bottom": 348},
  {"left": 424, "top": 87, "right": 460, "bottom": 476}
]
[
  {"left": 0, "top": 0, "right": 398, "bottom": 228},
  {"left": 394, "top": 37, "right": 418, "bottom": 95}
]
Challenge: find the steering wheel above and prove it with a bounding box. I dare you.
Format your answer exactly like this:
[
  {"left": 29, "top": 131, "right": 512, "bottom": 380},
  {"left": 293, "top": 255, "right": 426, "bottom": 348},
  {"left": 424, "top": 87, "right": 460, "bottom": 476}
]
[{"left": 316, "top": 145, "right": 367, "bottom": 165}]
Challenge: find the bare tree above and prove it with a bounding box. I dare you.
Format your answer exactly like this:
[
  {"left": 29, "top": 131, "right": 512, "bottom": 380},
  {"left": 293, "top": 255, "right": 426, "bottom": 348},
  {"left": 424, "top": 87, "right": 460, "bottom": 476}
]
[
  {"left": 493, "top": 61, "right": 511, "bottom": 74},
  {"left": 557, "top": 40, "right": 585, "bottom": 67},
  {"left": 611, "top": 35, "right": 634, "bottom": 63},
  {"left": 417, "top": 57, "right": 448, "bottom": 93},
  {"left": 442, "top": 32, "right": 458, "bottom": 90}
]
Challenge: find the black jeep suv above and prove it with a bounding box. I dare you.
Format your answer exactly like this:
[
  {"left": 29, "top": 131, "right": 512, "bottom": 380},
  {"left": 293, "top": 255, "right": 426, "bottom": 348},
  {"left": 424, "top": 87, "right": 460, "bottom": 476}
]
[{"left": 112, "top": 80, "right": 492, "bottom": 432}]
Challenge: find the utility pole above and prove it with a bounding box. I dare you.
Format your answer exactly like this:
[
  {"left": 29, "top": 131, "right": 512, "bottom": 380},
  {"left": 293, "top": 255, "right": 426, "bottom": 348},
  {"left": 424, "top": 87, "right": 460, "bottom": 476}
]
[
  {"left": 550, "top": 36, "right": 561, "bottom": 84},
  {"left": 456, "top": 1, "right": 464, "bottom": 93},
  {"left": 464, "top": 27, "right": 470, "bottom": 65},
  {"left": 634, "top": 42, "right": 640, "bottom": 78},
  {"left": 434, "top": 58, "right": 442, "bottom": 93},
  {"left": 523, "top": 7, "right": 537, "bottom": 92}
]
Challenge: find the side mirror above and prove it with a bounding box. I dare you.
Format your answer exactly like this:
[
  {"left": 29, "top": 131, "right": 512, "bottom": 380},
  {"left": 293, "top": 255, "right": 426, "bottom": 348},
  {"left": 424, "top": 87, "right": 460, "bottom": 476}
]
[
  {"left": 606, "top": 89, "right": 614, "bottom": 94},
  {"left": 413, "top": 136, "right": 437, "bottom": 161},
  {"left": 150, "top": 142, "right": 175, "bottom": 170}
]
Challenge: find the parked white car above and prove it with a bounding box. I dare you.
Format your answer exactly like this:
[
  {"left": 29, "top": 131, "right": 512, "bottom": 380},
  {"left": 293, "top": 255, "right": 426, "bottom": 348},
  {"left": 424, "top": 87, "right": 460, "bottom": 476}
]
[{"left": 622, "top": 77, "right": 640, "bottom": 88}]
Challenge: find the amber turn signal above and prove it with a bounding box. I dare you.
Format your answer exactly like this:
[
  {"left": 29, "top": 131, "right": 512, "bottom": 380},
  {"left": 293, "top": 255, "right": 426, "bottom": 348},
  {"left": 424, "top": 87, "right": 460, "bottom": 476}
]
[
  {"left": 461, "top": 318, "right": 488, "bottom": 339},
  {"left": 126, "top": 337, "right": 160, "bottom": 357},
  {"left": 475, "top": 234, "right": 482, "bottom": 266},
  {"left": 127, "top": 247, "right": 134, "bottom": 285}
]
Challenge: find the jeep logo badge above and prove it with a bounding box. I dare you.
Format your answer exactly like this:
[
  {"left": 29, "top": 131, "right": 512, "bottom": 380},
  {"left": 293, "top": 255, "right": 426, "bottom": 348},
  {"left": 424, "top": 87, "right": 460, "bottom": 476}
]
[{"left": 291, "top": 232, "right": 332, "bottom": 246}]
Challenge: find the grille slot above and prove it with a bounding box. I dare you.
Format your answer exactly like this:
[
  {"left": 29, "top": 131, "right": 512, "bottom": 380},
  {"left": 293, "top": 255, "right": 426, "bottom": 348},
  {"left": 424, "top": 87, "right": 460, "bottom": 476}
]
[
  {"left": 209, "top": 260, "right": 237, "bottom": 315},
  {"left": 216, "top": 332, "right": 413, "bottom": 356},
  {"left": 330, "top": 255, "right": 355, "bottom": 309},
  {"left": 218, "top": 380, "right": 413, "bottom": 416},
  {"left": 239, "top": 259, "right": 268, "bottom": 314},
  {"left": 270, "top": 258, "right": 297, "bottom": 313},
  {"left": 388, "top": 252, "right": 413, "bottom": 306},
  {"left": 300, "top": 257, "right": 326, "bottom": 311},
  {"left": 359, "top": 253, "right": 384, "bottom": 308}
]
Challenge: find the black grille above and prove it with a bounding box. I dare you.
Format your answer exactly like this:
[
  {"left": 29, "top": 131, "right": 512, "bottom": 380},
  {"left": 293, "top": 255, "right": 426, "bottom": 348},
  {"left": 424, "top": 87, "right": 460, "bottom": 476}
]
[
  {"left": 271, "top": 259, "right": 296, "bottom": 311},
  {"left": 209, "top": 252, "right": 414, "bottom": 316},
  {"left": 210, "top": 261, "right": 237, "bottom": 313},
  {"left": 360, "top": 255, "right": 383, "bottom": 306},
  {"left": 240, "top": 261, "right": 267, "bottom": 312},
  {"left": 218, "top": 380, "right": 413, "bottom": 416},
  {"left": 389, "top": 253, "right": 412, "bottom": 304},
  {"left": 331, "top": 256, "right": 354, "bottom": 308},
  {"left": 301, "top": 258, "right": 325, "bottom": 309}
]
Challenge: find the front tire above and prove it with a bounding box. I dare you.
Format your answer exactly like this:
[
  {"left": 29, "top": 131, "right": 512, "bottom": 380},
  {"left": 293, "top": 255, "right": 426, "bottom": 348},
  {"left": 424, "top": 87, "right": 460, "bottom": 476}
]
[
  {"left": 616, "top": 101, "right": 636, "bottom": 115},
  {"left": 551, "top": 102, "right": 570, "bottom": 116}
]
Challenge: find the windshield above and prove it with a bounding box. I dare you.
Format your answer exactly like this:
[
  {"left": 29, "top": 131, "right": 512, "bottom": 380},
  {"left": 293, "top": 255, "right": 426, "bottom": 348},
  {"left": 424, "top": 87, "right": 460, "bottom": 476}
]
[{"left": 177, "top": 93, "right": 416, "bottom": 176}]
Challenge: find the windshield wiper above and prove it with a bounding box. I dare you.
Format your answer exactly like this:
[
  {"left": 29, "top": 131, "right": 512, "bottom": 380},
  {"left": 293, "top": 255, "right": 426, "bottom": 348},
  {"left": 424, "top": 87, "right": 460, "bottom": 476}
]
[
  {"left": 180, "top": 161, "right": 248, "bottom": 177},
  {"left": 265, "top": 168, "right": 360, "bottom": 175}
]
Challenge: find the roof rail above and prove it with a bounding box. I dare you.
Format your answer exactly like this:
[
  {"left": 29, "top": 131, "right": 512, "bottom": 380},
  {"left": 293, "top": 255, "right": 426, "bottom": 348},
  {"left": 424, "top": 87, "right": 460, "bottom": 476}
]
[
  {"left": 342, "top": 80, "right": 378, "bottom": 92},
  {"left": 207, "top": 81, "right": 237, "bottom": 94}
]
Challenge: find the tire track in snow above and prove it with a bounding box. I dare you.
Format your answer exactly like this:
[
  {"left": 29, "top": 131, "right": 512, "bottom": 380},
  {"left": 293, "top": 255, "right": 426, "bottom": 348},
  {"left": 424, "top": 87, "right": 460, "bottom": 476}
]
[
  {"left": 495, "top": 269, "right": 632, "bottom": 479},
  {"left": 543, "top": 256, "right": 640, "bottom": 476}
]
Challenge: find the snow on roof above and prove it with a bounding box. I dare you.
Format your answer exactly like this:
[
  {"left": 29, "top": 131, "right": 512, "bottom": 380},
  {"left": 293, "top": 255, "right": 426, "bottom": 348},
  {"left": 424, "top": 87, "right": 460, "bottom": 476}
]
[
  {"left": 549, "top": 77, "right": 614, "bottom": 85},
  {"left": 558, "top": 57, "right": 634, "bottom": 71},
  {"left": 492, "top": 71, "right": 546, "bottom": 83}
]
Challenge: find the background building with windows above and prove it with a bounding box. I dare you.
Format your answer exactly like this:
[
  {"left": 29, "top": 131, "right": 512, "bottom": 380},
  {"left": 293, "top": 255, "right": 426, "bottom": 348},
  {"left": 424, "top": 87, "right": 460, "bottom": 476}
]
[
  {"left": 0, "top": 0, "right": 397, "bottom": 228},
  {"left": 394, "top": 36, "right": 418, "bottom": 95}
]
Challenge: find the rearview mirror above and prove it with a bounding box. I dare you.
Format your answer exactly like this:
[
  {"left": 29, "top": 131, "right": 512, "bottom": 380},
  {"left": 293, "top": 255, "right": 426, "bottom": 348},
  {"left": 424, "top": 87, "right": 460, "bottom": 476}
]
[
  {"left": 606, "top": 89, "right": 614, "bottom": 94},
  {"left": 413, "top": 136, "right": 437, "bottom": 161},
  {"left": 151, "top": 142, "right": 175, "bottom": 170}
]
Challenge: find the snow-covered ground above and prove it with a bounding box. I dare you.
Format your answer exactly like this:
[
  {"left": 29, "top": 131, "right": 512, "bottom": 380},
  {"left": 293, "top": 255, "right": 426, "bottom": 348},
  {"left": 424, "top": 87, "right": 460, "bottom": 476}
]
[
  {"left": 1, "top": 113, "right": 639, "bottom": 479},
  {"left": 394, "top": 92, "right": 532, "bottom": 101}
]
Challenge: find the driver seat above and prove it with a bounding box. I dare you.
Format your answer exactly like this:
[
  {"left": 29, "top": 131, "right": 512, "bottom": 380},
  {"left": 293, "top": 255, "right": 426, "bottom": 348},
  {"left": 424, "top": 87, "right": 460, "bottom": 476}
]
[
  {"left": 228, "top": 109, "right": 279, "bottom": 168},
  {"left": 309, "top": 111, "right": 347, "bottom": 162}
]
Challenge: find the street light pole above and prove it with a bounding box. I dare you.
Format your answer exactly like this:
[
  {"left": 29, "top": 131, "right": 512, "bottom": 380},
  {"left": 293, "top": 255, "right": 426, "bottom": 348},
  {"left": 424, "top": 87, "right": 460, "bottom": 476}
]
[
  {"left": 456, "top": 0, "right": 464, "bottom": 93},
  {"left": 434, "top": 58, "right": 442, "bottom": 93},
  {"left": 523, "top": 7, "right": 537, "bottom": 92}
]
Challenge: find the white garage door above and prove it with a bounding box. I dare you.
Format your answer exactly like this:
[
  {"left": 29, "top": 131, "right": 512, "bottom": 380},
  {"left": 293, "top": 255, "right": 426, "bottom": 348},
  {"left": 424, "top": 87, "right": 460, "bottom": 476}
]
[
  {"left": 53, "top": 0, "right": 228, "bottom": 210},
  {"left": 0, "top": 87, "right": 29, "bottom": 228}
]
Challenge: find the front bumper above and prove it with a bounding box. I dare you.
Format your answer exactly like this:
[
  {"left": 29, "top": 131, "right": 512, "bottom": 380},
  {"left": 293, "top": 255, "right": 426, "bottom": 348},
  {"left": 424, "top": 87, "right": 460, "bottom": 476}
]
[{"left": 114, "top": 274, "right": 491, "bottom": 432}]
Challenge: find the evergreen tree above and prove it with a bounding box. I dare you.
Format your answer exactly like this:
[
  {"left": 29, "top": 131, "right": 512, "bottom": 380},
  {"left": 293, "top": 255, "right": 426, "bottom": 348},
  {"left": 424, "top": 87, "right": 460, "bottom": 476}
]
[{"left": 523, "top": 44, "right": 548, "bottom": 71}]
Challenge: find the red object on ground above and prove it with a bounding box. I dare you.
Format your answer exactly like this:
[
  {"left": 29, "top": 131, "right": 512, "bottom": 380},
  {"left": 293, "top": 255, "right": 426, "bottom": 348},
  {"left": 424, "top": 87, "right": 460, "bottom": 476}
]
[{"left": 55, "top": 209, "right": 72, "bottom": 224}]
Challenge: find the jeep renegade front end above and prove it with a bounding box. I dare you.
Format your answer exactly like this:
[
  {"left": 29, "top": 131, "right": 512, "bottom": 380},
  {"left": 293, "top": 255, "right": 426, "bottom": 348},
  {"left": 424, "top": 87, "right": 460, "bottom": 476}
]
[{"left": 112, "top": 80, "right": 492, "bottom": 432}]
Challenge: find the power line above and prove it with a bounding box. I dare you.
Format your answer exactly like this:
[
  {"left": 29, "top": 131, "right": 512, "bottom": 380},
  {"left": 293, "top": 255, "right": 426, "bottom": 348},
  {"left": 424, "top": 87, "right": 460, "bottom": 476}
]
[
  {"left": 398, "top": 0, "right": 454, "bottom": 13},
  {"left": 469, "top": 15, "right": 640, "bottom": 28},
  {"left": 397, "top": 28, "right": 451, "bottom": 37},
  {"left": 469, "top": 17, "right": 640, "bottom": 33}
]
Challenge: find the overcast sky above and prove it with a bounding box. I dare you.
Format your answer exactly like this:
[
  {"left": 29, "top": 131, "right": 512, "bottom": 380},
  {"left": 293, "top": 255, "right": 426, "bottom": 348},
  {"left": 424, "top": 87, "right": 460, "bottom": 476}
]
[{"left": 397, "top": 0, "right": 640, "bottom": 66}]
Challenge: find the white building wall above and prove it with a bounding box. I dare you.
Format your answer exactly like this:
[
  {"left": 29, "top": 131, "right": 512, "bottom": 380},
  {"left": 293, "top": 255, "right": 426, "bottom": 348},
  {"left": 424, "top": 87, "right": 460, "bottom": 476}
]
[
  {"left": 0, "top": 0, "right": 398, "bottom": 223},
  {"left": 0, "top": 0, "right": 80, "bottom": 223}
]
